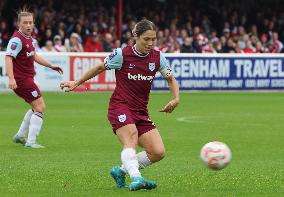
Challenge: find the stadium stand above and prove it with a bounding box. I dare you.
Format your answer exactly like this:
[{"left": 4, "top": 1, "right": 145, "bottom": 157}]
[{"left": 0, "top": 0, "right": 283, "bottom": 53}]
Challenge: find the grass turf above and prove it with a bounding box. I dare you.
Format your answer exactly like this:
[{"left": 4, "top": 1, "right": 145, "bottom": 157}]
[{"left": 0, "top": 92, "right": 283, "bottom": 196}]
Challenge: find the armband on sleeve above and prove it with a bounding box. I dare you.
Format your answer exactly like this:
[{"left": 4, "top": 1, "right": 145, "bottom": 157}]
[
  {"left": 159, "top": 51, "right": 172, "bottom": 78},
  {"left": 160, "top": 66, "right": 172, "bottom": 78}
]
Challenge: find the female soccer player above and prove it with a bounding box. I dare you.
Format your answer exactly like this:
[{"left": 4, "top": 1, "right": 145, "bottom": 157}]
[
  {"left": 6, "top": 9, "right": 63, "bottom": 148},
  {"left": 60, "top": 19, "right": 179, "bottom": 191}
]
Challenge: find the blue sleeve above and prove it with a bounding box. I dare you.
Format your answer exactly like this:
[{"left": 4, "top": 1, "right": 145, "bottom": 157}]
[
  {"left": 104, "top": 48, "right": 123, "bottom": 70},
  {"left": 6, "top": 37, "right": 22, "bottom": 58},
  {"left": 159, "top": 52, "right": 172, "bottom": 78},
  {"left": 159, "top": 52, "right": 169, "bottom": 70}
]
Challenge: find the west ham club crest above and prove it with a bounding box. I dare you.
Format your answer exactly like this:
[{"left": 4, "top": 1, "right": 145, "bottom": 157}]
[
  {"left": 31, "top": 90, "right": 38, "bottom": 98},
  {"left": 118, "top": 114, "right": 126, "bottom": 123},
  {"left": 149, "top": 63, "right": 155, "bottom": 71}
]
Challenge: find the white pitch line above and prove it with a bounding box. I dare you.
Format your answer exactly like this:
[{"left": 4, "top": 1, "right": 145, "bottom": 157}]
[{"left": 176, "top": 116, "right": 265, "bottom": 126}]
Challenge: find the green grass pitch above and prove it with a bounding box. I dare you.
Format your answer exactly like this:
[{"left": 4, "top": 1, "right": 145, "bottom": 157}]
[{"left": 0, "top": 92, "right": 284, "bottom": 196}]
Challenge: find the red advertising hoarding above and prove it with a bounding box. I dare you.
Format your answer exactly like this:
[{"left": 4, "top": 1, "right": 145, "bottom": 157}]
[{"left": 70, "top": 55, "right": 116, "bottom": 91}]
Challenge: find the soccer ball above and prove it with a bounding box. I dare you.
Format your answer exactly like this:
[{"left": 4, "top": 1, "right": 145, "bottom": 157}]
[{"left": 200, "top": 141, "right": 232, "bottom": 170}]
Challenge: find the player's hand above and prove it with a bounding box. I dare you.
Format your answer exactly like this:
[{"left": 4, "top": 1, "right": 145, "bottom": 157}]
[
  {"left": 8, "top": 78, "right": 17, "bottom": 90},
  {"left": 60, "top": 80, "right": 78, "bottom": 92},
  {"left": 159, "top": 98, "right": 179, "bottom": 113},
  {"left": 51, "top": 65, "right": 63, "bottom": 74}
]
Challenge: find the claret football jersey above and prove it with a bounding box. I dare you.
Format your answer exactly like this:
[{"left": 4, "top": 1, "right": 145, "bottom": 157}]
[
  {"left": 6, "top": 31, "right": 37, "bottom": 82},
  {"left": 104, "top": 45, "right": 171, "bottom": 111}
]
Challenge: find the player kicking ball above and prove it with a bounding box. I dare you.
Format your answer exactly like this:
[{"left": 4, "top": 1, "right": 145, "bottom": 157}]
[
  {"left": 5, "top": 8, "right": 63, "bottom": 148},
  {"left": 60, "top": 19, "right": 179, "bottom": 191}
]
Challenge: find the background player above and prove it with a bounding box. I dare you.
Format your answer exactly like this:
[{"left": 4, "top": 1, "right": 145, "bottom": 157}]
[
  {"left": 5, "top": 8, "right": 63, "bottom": 148},
  {"left": 60, "top": 19, "right": 179, "bottom": 191}
]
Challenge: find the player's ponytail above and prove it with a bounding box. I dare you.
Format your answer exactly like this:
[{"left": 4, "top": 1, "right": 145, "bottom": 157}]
[{"left": 132, "top": 19, "right": 156, "bottom": 38}]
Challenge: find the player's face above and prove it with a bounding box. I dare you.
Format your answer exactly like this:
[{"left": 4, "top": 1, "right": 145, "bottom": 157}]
[
  {"left": 18, "top": 16, "right": 34, "bottom": 36},
  {"left": 136, "top": 30, "right": 157, "bottom": 54}
]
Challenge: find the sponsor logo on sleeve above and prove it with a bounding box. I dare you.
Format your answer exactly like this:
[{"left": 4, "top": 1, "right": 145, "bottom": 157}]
[
  {"left": 108, "top": 49, "right": 117, "bottom": 60},
  {"left": 11, "top": 42, "right": 18, "bottom": 50}
]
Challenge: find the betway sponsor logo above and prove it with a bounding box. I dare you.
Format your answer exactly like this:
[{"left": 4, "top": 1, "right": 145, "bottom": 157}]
[
  {"left": 26, "top": 51, "right": 35, "bottom": 57},
  {"left": 128, "top": 73, "right": 154, "bottom": 81}
]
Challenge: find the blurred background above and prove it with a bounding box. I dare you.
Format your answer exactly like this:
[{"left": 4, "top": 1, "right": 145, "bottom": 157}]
[
  {"left": 0, "top": 2, "right": 284, "bottom": 195},
  {"left": 0, "top": 0, "right": 283, "bottom": 53}
]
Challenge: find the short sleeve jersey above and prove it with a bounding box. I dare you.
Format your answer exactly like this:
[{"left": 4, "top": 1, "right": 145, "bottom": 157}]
[
  {"left": 6, "top": 31, "right": 36, "bottom": 82},
  {"left": 104, "top": 45, "right": 171, "bottom": 111}
]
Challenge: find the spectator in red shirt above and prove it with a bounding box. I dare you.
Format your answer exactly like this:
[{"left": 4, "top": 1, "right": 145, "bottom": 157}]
[
  {"left": 243, "top": 40, "right": 255, "bottom": 53},
  {"left": 84, "top": 32, "right": 103, "bottom": 52}
]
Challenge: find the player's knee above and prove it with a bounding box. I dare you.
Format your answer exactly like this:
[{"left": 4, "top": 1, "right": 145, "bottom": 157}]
[
  {"left": 156, "top": 148, "right": 166, "bottom": 161},
  {"left": 151, "top": 148, "right": 166, "bottom": 162}
]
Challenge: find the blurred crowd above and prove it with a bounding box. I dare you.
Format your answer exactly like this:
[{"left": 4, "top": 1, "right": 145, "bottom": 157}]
[{"left": 0, "top": 0, "right": 284, "bottom": 53}]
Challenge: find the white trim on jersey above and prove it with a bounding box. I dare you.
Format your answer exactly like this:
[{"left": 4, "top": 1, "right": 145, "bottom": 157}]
[
  {"left": 18, "top": 30, "right": 31, "bottom": 39},
  {"left": 132, "top": 45, "right": 149, "bottom": 57}
]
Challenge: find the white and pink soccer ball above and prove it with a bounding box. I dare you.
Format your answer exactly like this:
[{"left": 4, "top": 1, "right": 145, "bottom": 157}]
[{"left": 200, "top": 141, "right": 232, "bottom": 170}]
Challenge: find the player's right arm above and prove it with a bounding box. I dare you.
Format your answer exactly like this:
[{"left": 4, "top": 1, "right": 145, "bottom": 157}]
[
  {"left": 5, "top": 56, "right": 17, "bottom": 89},
  {"left": 60, "top": 48, "right": 123, "bottom": 92},
  {"left": 5, "top": 37, "right": 22, "bottom": 90},
  {"left": 60, "top": 62, "right": 105, "bottom": 91}
]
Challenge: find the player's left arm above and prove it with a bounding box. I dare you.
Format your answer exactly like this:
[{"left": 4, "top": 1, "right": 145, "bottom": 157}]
[
  {"left": 34, "top": 54, "right": 63, "bottom": 74},
  {"left": 158, "top": 52, "right": 179, "bottom": 113},
  {"left": 159, "top": 75, "right": 180, "bottom": 113}
]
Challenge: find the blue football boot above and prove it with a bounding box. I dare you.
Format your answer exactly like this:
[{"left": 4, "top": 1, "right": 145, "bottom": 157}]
[
  {"left": 110, "top": 166, "right": 127, "bottom": 188},
  {"left": 129, "top": 177, "right": 157, "bottom": 191}
]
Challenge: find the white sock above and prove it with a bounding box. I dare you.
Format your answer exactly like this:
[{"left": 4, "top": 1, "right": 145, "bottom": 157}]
[
  {"left": 120, "top": 151, "right": 152, "bottom": 173},
  {"left": 121, "top": 148, "right": 141, "bottom": 178},
  {"left": 27, "top": 112, "right": 43, "bottom": 144},
  {"left": 137, "top": 151, "right": 152, "bottom": 168},
  {"left": 16, "top": 109, "right": 33, "bottom": 137}
]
